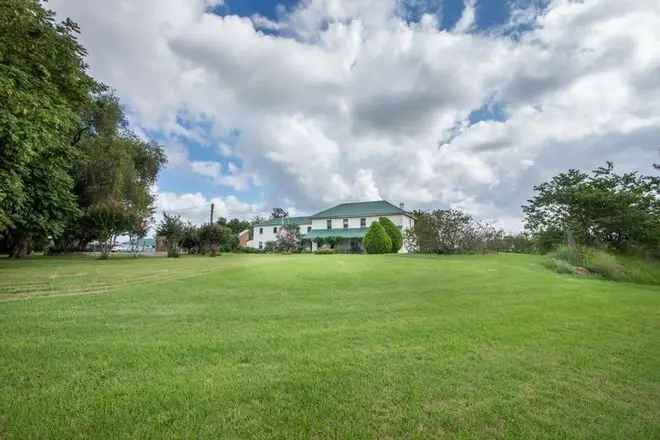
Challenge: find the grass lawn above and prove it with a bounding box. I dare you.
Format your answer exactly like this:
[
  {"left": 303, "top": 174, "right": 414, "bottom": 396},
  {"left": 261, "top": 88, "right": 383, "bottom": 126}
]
[{"left": 1, "top": 253, "right": 659, "bottom": 439}]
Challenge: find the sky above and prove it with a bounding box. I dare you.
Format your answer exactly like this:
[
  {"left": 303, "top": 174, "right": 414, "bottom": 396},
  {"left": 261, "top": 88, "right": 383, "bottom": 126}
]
[{"left": 48, "top": 0, "right": 660, "bottom": 232}]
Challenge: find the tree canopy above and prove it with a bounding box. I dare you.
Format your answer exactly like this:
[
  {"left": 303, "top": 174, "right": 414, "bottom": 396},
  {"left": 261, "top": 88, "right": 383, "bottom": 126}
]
[
  {"left": 1, "top": 1, "right": 166, "bottom": 257},
  {"left": 1, "top": 0, "right": 102, "bottom": 255},
  {"left": 522, "top": 162, "right": 659, "bottom": 253},
  {"left": 378, "top": 217, "right": 402, "bottom": 253}
]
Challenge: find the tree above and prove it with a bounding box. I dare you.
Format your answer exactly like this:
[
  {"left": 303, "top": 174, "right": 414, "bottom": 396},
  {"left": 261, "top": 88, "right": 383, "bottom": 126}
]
[
  {"left": 0, "top": 1, "right": 101, "bottom": 256},
  {"left": 62, "top": 95, "right": 165, "bottom": 251},
  {"left": 180, "top": 223, "right": 201, "bottom": 254},
  {"left": 404, "top": 212, "right": 440, "bottom": 253},
  {"left": 378, "top": 217, "right": 402, "bottom": 253},
  {"left": 199, "top": 223, "right": 226, "bottom": 256},
  {"left": 405, "top": 209, "right": 504, "bottom": 254},
  {"left": 275, "top": 224, "right": 300, "bottom": 252},
  {"left": 324, "top": 236, "right": 340, "bottom": 250},
  {"left": 127, "top": 212, "right": 150, "bottom": 257},
  {"left": 271, "top": 208, "right": 288, "bottom": 219},
  {"left": 157, "top": 213, "right": 184, "bottom": 257},
  {"left": 363, "top": 222, "right": 392, "bottom": 254},
  {"left": 85, "top": 200, "right": 132, "bottom": 259},
  {"left": 522, "top": 162, "right": 659, "bottom": 252},
  {"left": 226, "top": 218, "right": 251, "bottom": 235}
]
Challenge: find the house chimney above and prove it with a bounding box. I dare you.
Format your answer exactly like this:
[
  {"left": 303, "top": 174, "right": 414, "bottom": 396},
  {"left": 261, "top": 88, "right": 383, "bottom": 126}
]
[{"left": 399, "top": 202, "right": 405, "bottom": 209}]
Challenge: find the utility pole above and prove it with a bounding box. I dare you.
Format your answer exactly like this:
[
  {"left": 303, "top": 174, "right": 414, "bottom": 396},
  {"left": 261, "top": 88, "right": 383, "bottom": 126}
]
[{"left": 209, "top": 203, "right": 215, "bottom": 225}]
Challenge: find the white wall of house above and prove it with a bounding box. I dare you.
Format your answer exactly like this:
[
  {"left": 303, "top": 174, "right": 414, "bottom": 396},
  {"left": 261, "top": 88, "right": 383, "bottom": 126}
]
[
  {"left": 249, "top": 213, "right": 415, "bottom": 252},
  {"left": 249, "top": 222, "right": 312, "bottom": 249},
  {"left": 310, "top": 215, "right": 412, "bottom": 231}
]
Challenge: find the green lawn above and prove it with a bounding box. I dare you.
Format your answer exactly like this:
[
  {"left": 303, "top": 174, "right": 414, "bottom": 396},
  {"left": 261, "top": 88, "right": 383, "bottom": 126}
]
[{"left": 1, "top": 254, "right": 659, "bottom": 439}]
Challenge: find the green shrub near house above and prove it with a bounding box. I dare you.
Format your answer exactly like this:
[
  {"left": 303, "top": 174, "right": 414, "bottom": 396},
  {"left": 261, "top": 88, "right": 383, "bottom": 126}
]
[
  {"left": 363, "top": 222, "right": 392, "bottom": 254},
  {"left": 378, "top": 217, "right": 402, "bottom": 253}
]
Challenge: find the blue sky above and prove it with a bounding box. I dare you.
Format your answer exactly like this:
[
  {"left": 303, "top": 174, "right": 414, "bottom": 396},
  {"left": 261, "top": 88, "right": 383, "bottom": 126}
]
[
  {"left": 49, "top": 0, "right": 660, "bottom": 229},
  {"left": 214, "top": 0, "right": 514, "bottom": 31}
]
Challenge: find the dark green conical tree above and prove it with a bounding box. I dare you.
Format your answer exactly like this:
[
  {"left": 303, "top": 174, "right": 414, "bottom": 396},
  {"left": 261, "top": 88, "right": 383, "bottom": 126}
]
[
  {"left": 363, "top": 222, "right": 392, "bottom": 254},
  {"left": 379, "top": 217, "right": 402, "bottom": 253}
]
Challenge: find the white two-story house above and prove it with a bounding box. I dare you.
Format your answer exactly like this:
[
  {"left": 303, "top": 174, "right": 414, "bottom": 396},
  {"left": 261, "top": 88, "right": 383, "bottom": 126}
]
[{"left": 248, "top": 200, "right": 415, "bottom": 253}]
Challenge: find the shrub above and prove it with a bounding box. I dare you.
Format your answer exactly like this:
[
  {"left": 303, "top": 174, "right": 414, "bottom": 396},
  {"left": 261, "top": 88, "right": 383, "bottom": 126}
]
[
  {"left": 314, "top": 249, "right": 335, "bottom": 255},
  {"left": 543, "top": 258, "right": 576, "bottom": 274},
  {"left": 583, "top": 249, "right": 625, "bottom": 280},
  {"left": 379, "top": 217, "right": 402, "bottom": 253},
  {"left": 552, "top": 244, "right": 582, "bottom": 266},
  {"left": 264, "top": 241, "right": 277, "bottom": 252},
  {"left": 363, "top": 222, "right": 392, "bottom": 254},
  {"left": 232, "top": 247, "right": 262, "bottom": 253}
]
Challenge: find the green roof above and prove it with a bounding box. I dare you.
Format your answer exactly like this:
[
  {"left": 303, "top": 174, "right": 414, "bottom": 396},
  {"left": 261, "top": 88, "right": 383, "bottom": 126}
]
[
  {"left": 254, "top": 216, "right": 311, "bottom": 227},
  {"left": 310, "top": 200, "right": 410, "bottom": 219},
  {"left": 304, "top": 228, "right": 368, "bottom": 239}
]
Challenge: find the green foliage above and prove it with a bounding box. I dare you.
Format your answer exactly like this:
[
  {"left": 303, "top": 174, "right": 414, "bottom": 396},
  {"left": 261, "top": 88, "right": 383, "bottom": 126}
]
[
  {"left": 545, "top": 245, "right": 660, "bottom": 285},
  {"left": 363, "top": 222, "right": 392, "bottom": 254},
  {"left": 496, "top": 233, "right": 536, "bottom": 254},
  {"left": 378, "top": 217, "right": 402, "bottom": 253},
  {"left": 0, "top": 0, "right": 101, "bottom": 255},
  {"left": 553, "top": 245, "right": 582, "bottom": 266},
  {"left": 84, "top": 200, "right": 133, "bottom": 259},
  {"left": 180, "top": 223, "right": 201, "bottom": 254},
  {"left": 199, "top": 224, "right": 228, "bottom": 257},
  {"left": 582, "top": 249, "right": 625, "bottom": 280},
  {"left": 156, "top": 213, "right": 184, "bottom": 257},
  {"left": 323, "top": 236, "right": 340, "bottom": 249},
  {"left": 542, "top": 258, "right": 577, "bottom": 274},
  {"left": 523, "top": 162, "right": 660, "bottom": 253},
  {"left": 226, "top": 218, "right": 251, "bottom": 235},
  {"left": 314, "top": 249, "right": 336, "bottom": 255},
  {"left": 405, "top": 209, "right": 504, "bottom": 254}
]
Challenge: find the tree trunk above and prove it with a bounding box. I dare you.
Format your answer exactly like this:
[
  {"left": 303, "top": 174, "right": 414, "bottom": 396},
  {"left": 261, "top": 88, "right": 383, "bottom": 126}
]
[{"left": 9, "top": 233, "right": 32, "bottom": 258}]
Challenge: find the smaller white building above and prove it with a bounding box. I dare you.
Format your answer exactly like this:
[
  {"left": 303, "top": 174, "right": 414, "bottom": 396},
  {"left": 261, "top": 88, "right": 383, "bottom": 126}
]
[{"left": 248, "top": 200, "right": 415, "bottom": 252}]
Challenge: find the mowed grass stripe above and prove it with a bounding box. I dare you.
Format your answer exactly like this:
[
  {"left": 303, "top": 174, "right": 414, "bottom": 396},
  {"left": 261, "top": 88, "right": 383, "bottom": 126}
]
[{"left": 0, "top": 254, "right": 658, "bottom": 439}]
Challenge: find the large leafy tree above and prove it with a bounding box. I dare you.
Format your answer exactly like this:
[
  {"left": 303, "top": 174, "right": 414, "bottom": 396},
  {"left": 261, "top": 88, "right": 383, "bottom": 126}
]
[
  {"left": 522, "top": 162, "right": 660, "bottom": 252},
  {"left": 54, "top": 95, "right": 166, "bottom": 252},
  {"left": 0, "top": 0, "right": 102, "bottom": 255}
]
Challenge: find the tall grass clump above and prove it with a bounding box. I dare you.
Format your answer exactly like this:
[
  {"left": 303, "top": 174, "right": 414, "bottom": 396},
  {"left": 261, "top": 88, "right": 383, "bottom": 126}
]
[{"left": 545, "top": 244, "right": 660, "bottom": 285}]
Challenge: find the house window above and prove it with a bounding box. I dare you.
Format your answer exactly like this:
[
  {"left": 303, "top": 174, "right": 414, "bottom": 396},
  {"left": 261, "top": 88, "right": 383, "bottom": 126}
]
[
  {"left": 360, "top": 218, "right": 366, "bottom": 228},
  {"left": 326, "top": 219, "right": 332, "bottom": 230},
  {"left": 307, "top": 226, "right": 312, "bottom": 233},
  {"left": 273, "top": 227, "right": 277, "bottom": 233},
  {"left": 343, "top": 218, "right": 349, "bottom": 229},
  {"left": 258, "top": 242, "right": 263, "bottom": 249},
  {"left": 259, "top": 227, "right": 263, "bottom": 234}
]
